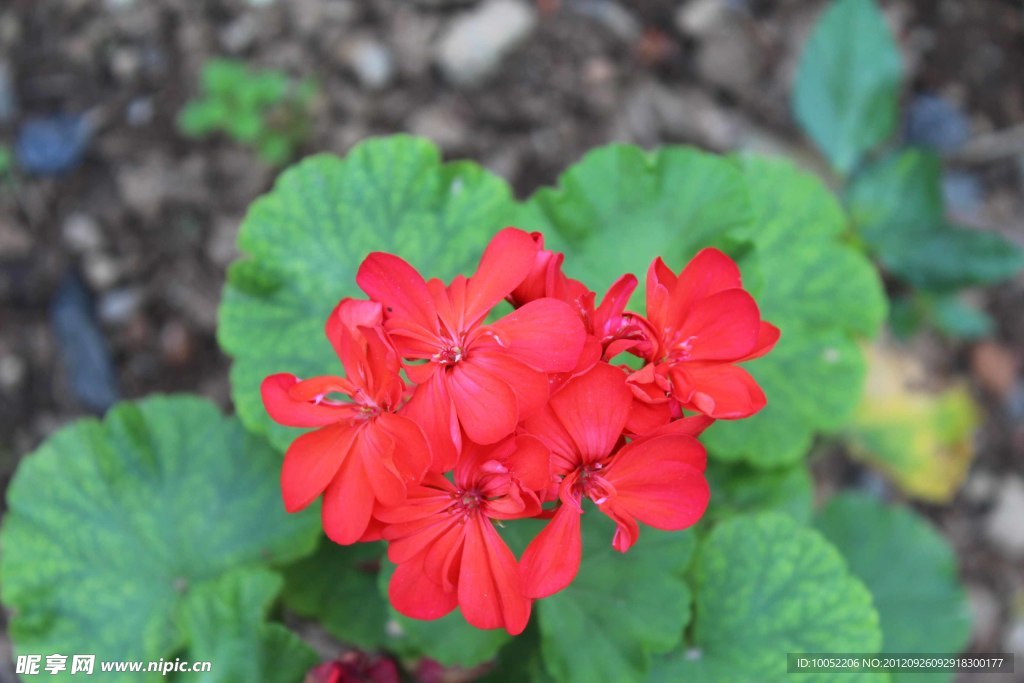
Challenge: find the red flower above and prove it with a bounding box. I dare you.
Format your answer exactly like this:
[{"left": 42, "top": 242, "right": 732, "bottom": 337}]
[
  {"left": 518, "top": 363, "right": 709, "bottom": 598},
  {"left": 639, "top": 248, "right": 780, "bottom": 419},
  {"left": 379, "top": 435, "right": 550, "bottom": 635},
  {"left": 261, "top": 299, "right": 430, "bottom": 545},
  {"left": 357, "top": 228, "right": 586, "bottom": 467}
]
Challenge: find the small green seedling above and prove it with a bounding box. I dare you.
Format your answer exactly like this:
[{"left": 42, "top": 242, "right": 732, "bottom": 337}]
[{"left": 179, "top": 59, "right": 317, "bottom": 166}]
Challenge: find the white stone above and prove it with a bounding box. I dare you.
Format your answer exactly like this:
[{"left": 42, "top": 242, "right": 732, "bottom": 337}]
[
  {"left": 344, "top": 38, "right": 395, "bottom": 91},
  {"left": 436, "top": 0, "right": 537, "bottom": 86},
  {"left": 985, "top": 477, "right": 1024, "bottom": 558},
  {"left": 675, "top": 0, "right": 731, "bottom": 38},
  {"left": 62, "top": 213, "right": 104, "bottom": 253}
]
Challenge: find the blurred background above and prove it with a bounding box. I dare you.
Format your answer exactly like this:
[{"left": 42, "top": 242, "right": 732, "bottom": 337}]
[{"left": 0, "top": 0, "right": 1022, "bottom": 680}]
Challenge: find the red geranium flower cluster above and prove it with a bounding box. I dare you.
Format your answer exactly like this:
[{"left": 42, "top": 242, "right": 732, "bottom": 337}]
[{"left": 262, "top": 228, "right": 778, "bottom": 635}]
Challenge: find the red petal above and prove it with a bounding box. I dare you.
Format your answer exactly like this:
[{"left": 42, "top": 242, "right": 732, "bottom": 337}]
[
  {"left": 389, "top": 555, "right": 458, "bottom": 620},
  {"left": 399, "top": 373, "right": 460, "bottom": 473},
  {"left": 670, "top": 364, "right": 767, "bottom": 419},
  {"left": 458, "top": 517, "right": 532, "bottom": 635},
  {"left": 356, "top": 426, "right": 407, "bottom": 507},
  {"left": 675, "top": 289, "right": 762, "bottom": 361},
  {"left": 463, "top": 227, "right": 540, "bottom": 326},
  {"left": 376, "top": 413, "right": 432, "bottom": 482},
  {"left": 280, "top": 423, "right": 357, "bottom": 513},
  {"left": 504, "top": 435, "right": 552, "bottom": 493},
  {"left": 356, "top": 252, "right": 439, "bottom": 342},
  {"left": 488, "top": 298, "right": 586, "bottom": 372},
  {"left": 604, "top": 435, "right": 710, "bottom": 532},
  {"left": 324, "top": 298, "right": 384, "bottom": 364},
  {"left": 520, "top": 504, "right": 582, "bottom": 598},
  {"left": 739, "top": 321, "right": 781, "bottom": 362},
  {"left": 448, "top": 361, "right": 519, "bottom": 444},
  {"left": 468, "top": 346, "right": 550, "bottom": 421},
  {"left": 549, "top": 363, "right": 632, "bottom": 462},
  {"left": 321, "top": 455, "right": 376, "bottom": 545},
  {"left": 671, "top": 248, "right": 743, "bottom": 316},
  {"left": 262, "top": 373, "right": 354, "bottom": 428}
]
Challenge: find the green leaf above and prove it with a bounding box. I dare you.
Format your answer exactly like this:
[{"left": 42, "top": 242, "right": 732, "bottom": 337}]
[
  {"left": 930, "top": 294, "right": 993, "bottom": 339},
  {"left": 218, "top": 136, "right": 516, "bottom": 450},
  {"left": 180, "top": 568, "right": 318, "bottom": 683},
  {"left": 700, "top": 157, "right": 885, "bottom": 466},
  {"left": 847, "top": 150, "right": 1024, "bottom": 290},
  {"left": 519, "top": 144, "right": 754, "bottom": 295},
  {"left": 375, "top": 563, "right": 510, "bottom": 667},
  {"left": 283, "top": 540, "right": 390, "bottom": 650},
  {"left": 0, "top": 396, "right": 320, "bottom": 681},
  {"left": 793, "top": 0, "right": 903, "bottom": 175},
  {"left": 652, "top": 513, "right": 886, "bottom": 683},
  {"left": 815, "top": 494, "right": 972, "bottom": 683},
  {"left": 537, "top": 511, "right": 697, "bottom": 683},
  {"left": 702, "top": 460, "right": 813, "bottom": 526}
]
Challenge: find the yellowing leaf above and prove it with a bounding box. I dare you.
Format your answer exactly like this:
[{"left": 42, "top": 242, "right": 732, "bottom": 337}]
[{"left": 844, "top": 341, "right": 979, "bottom": 502}]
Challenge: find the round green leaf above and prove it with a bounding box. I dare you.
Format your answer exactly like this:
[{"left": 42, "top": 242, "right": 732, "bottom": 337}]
[
  {"left": 653, "top": 513, "right": 886, "bottom": 682},
  {"left": 537, "top": 511, "right": 697, "bottom": 683},
  {"left": 701, "top": 156, "right": 885, "bottom": 466},
  {"left": 520, "top": 144, "right": 754, "bottom": 294},
  {"left": 0, "top": 396, "right": 320, "bottom": 680},
  {"left": 218, "top": 135, "right": 517, "bottom": 450},
  {"left": 815, "top": 494, "right": 971, "bottom": 683},
  {"left": 793, "top": 0, "right": 903, "bottom": 175},
  {"left": 283, "top": 540, "right": 390, "bottom": 650},
  {"left": 180, "top": 568, "right": 318, "bottom": 683}
]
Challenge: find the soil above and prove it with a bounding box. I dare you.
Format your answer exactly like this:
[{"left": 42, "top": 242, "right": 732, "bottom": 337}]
[{"left": 1, "top": 1, "right": 1022, "bottom": 681}]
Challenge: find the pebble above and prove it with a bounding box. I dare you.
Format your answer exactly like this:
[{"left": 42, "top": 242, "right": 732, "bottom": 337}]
[
  {"left": 50, "top": 272, "right": 119, "bottom": 413},
  {"left": 985, "top": 477, "right": 1024, "bottom": 558},
  {"left": 16, "top": 114, "right": 92, "bottom": 176},
  {"left": 159, "top": 320, "right": 193, "bottom": 368},
  {"left": 696, "top": 22, "right": 759, "bottom": 95},
  {"left": 573, "top": 1, "right": 641, "bottom": 43},
  {"left": 61, "top": 213, "right": 104, "bottom": 254},
  {"left": 966, "top": 583, "right": 1001, "bottom": 646},
  {"left": 906, "top": 94, "right": 971, "bottom": 153},
  {"left": 343, "top": 37, "right": 395, "bottom": 91},
  {"left": 126, "top": 97, "right": 155, "bottom": 127},
  {"left": 220, "top": 15, "right": 260, "bottom": 53},
  {"left": 82, "top": 252, "right": 121, "bottom": 291},
  {"left": 1005, "top": 616, "right": 1024, "bottom": 659},
  {"left": 0, "top": 354, "right": 27, "bottom": 392},
  {"left": 436, "top": 0, "right": 538, "bottom": 87},
  {"left": 98, "top": 287, "right": 144, "bottom": 325},
  {"left": 675, "top": 0, "right": 731, "bottom": 38}
]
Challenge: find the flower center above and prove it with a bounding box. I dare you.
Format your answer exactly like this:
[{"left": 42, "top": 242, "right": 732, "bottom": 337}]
[
  {"left": 573, "top": 464, "right": 616, "bottom": 506},
  {"left": 434, "top": 345, "right": 464, "bottom": 365},
  {"left": 451, "top": 488, "right": 482, "bottom": 521}
]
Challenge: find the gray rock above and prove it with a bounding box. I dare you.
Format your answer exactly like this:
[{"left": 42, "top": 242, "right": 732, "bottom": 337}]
[
  {"left": 436, "top": 0, "right": 537, "bottom": 86},
  {"left": 965, "top": 583, "right": 1000, "bottom": 646},
  {"left": 696, "top": 22, "right": 759, "bottom": 95},
  {"left": 985, "top": 477, "right": 1024, "bottom": 558},
  {"left": 51, "top": 272, "right": 119, "bottom": 413},
  {"left": 61, "top": 213, "right": 104, "bottom": 254},
  {"left": 98, "top": 287, "right": 144, "bottom": 324},
  {"left": 572, "top": 1, "right": 641, "bottom": 43},
  {"left": 675, "top": 0, "right": 731, "bottom": 37},
  {"left": 343, "top": 37, "right": 395, "bottom": 91}
]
